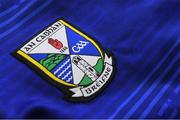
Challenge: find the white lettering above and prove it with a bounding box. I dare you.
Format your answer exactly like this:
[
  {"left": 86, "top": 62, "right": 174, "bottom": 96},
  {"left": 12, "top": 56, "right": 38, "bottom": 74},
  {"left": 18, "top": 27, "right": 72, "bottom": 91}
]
[{"left": 72, "top": 41, "right": 89, "bottom": 53}]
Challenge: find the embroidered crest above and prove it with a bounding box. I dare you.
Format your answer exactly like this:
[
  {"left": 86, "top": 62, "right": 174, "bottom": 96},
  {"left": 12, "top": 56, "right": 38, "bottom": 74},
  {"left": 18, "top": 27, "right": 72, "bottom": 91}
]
[{"left": 14, "top": 19, "right": 115, "bottom": 102}]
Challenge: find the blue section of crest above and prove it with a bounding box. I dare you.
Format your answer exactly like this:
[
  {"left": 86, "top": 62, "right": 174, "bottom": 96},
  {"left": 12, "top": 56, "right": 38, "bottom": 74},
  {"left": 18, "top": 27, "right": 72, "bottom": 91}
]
[
  {"left": 66, "top": 27, "right": 100, "bottom": 56},
  {"left": 51, "top": 56, "right": 73, "bottom": 84},
  {"left": 30, "top": 54, "right": 48, "bottom": 62}
]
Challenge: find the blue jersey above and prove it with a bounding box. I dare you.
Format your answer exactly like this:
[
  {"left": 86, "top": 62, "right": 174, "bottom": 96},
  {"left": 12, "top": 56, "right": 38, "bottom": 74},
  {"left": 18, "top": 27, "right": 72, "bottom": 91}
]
[{"left": 0, "top": 0, "right": 179, "bottom": 119}]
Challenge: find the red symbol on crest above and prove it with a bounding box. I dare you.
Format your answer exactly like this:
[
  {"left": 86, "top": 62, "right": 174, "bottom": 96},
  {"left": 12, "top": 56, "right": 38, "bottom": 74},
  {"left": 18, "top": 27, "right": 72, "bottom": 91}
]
[{"left": 48, "top": 38, "right": 63, "bottom": 50}]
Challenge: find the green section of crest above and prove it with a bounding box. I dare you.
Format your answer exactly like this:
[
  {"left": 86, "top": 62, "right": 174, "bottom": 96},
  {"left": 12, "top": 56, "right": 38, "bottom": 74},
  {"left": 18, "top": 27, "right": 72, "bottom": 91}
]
[
  {"left": 79, "top": 58, "right": 104, "bottom": 86},
  {"left": 94, "top": 58, "right": 104, "bottom": 73},
  {"left": 40, "top": 54, "right": 66, "bottom": 71},
  {"left": 79, "top": 76, "right": 93, "bottom": 86}
]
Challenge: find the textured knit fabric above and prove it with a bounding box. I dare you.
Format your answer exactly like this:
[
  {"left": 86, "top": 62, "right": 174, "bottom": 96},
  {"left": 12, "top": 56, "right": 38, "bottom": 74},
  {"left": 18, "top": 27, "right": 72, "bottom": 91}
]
[{"left": 0, "top": 0, "right": 179, "bottom": 118}]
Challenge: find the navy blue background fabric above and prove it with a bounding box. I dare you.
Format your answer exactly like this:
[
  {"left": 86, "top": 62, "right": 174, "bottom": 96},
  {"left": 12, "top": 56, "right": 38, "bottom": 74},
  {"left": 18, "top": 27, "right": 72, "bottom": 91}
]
[{"left": 0, "top": 0, "right": 179, "bottom": 118}]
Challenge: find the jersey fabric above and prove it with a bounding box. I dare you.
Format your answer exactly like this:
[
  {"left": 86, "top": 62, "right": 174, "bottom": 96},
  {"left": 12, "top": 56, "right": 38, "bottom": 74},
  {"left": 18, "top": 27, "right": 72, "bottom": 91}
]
[{"left": 0, "top": 0, "right": 179, "bottom": 119}]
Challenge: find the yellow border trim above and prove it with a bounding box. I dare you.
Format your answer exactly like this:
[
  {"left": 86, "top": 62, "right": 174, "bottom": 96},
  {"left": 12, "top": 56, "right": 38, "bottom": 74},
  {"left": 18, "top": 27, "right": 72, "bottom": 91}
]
[
  {"left": 17, "top": 50, "right": 76, "bottom": 87},
  {"left": 60, "top": 20, "right": 104, "bottom": 59},
  {"left": 17, "top": 20, "right": 104, "bottom": 87}
]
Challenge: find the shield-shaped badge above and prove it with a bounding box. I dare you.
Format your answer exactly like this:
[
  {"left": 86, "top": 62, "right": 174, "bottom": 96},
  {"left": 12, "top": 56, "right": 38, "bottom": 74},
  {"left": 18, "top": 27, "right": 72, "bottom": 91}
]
[{"left": 14, "top": 19, "right": 115, "bottom": 102}]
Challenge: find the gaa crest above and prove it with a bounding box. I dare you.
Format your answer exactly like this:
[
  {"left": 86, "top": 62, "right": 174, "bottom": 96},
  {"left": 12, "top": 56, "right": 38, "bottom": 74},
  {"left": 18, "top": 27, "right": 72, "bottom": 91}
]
[{"left": 14, "top": 19, "right": 115, "bottom": 102}]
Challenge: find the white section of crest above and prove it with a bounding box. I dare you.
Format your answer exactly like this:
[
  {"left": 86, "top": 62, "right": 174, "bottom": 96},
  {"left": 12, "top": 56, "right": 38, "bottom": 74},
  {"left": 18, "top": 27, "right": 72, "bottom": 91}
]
[
  {"left": 29, "top": 26, "right": 70, "bottom": 54},
  {"left": 20, "top": 21, "right": 63, "bottom": 54},
  {"left": 70, "top": 55, "right": 101, "bottom": 85},
  {"left": 77, "top": 55, "right": 101, "bottom": 66}
]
